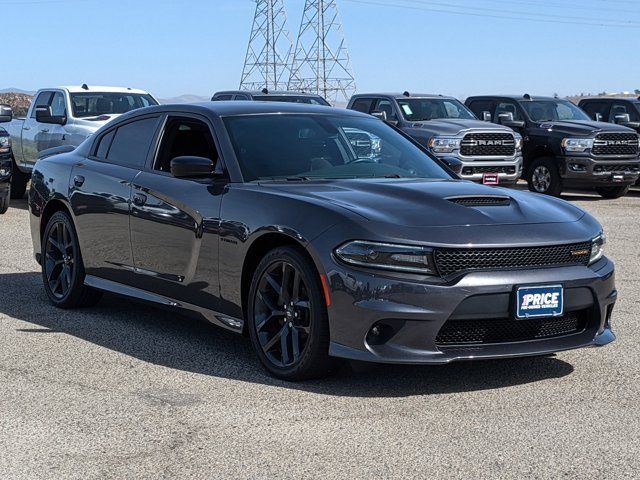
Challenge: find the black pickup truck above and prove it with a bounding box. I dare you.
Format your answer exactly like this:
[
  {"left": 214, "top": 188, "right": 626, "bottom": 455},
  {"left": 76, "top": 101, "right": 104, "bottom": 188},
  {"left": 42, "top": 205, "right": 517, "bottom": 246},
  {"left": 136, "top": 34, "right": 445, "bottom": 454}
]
[
  {"left": 465, "top": 94, "right": 640, "bottom": 198},
  {"left": 0, "top": 105, "right": 12, "bottom": 213}
]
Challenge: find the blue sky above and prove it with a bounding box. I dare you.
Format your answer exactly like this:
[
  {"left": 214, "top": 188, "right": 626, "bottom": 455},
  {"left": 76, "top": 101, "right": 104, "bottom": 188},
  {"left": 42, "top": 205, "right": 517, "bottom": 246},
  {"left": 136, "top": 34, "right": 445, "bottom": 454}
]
[{"left": 3, "top": 0, "right": 640, "bottom": 99}]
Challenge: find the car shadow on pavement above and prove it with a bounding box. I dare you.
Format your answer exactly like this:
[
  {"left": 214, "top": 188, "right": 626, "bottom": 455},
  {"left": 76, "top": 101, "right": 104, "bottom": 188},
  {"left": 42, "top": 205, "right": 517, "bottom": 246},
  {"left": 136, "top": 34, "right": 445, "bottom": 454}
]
[
  {"left": 7, "top": 198, "right": 29, "bottom": 211},
  {"left": 0, "top": 271, "right": 574, "bottom": 398}
]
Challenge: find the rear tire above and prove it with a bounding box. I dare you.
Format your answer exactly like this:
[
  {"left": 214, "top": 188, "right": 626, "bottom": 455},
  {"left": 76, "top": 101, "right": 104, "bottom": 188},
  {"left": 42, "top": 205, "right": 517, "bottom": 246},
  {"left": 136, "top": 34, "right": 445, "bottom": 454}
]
[
  {"left": 42, "top": 211, "right": 102, "bottom": 308},
  {"left": 596, "top": 185, "right": 629, "bottom": 199},
  {"left": 527, "top": 157, "right": 562, "bottom": 197},
  {"left": 0, "top": 185, "right": 8, "bottom": 214},
  {"left": 10, "top": 160, "right": 29, "bottom": 199},
  {"left": 247, "top": 246, "right": 338, "bottom": 381}
]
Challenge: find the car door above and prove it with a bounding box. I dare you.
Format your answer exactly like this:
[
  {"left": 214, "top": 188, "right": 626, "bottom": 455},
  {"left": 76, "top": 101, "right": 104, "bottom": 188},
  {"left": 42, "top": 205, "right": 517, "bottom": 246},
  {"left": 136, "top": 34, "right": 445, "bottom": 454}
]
[
  {"left": 69, "top": 114, "right": 162, "bottom": 285},
  {"left": 20, "top": 90, "right": 53, "bottom": 169},
  {"left": 129, "top": 114, "right": 226, "bottom": 311}
]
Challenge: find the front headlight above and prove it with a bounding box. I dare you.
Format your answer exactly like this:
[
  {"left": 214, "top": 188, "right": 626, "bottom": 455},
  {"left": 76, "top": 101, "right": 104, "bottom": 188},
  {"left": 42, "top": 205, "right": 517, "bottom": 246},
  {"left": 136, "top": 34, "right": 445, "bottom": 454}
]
[
  {"left": 0, "top": 136, "right": 9, "bottom": 147},
  {"left": 335, "top": 240, "right": 437, "bottom": 275},
  {"left": 428, "top": 136, "right": 461, "bottom": 153},
  {"left": 514, "top": 134, "right": 523, "bottom": 151},
  {"left": 562, "top": 138, "right": 594, "bottom": 152},
  {"left": 589, "top": 232, "right": 606, "bottom": 264}
]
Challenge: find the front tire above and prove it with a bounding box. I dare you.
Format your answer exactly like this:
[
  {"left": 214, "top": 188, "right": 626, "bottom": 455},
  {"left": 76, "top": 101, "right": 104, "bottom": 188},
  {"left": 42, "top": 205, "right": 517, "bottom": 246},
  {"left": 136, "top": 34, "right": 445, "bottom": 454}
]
[
  {"left": 10, "top": 159, "right": 29, "bottom": 199},
  {"left": 247, "top": 246, "right": 338, "bottom": 381},
  {"left": 527, "top": 157, "right": 562, "bottom": 196},
  {"left": 0, "top": 186, "right": 8, "bottom": 214},
  {"left": 596, "top": 185, "right": 629, "bottom": 199},
  {"left": 42, "top": 211, "right": 102, "bottom": 308}
]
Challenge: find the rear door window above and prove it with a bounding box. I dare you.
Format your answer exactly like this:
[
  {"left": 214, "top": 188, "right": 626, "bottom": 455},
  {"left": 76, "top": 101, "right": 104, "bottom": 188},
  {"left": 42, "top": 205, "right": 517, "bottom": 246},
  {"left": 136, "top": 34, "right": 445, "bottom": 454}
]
[
  {"left": 31, "top": 92, "right": 53, "bottom": 118},
  {"left": 350, "top": 98, "right": 375, "bottom": 114},
  {"left": 580, "top": 102, "right": 609, "bottom": 121},
  {"left": 495, "top": 101, "right": 522, "bottom": 121},
  {"left": 467, "top": 99, "right": 494, "bottom": 121},
  {"left": 609, "top": 102, "right": 639, "bottom": 122},
  {"left": 107, "top": 117, "right": 160, "bottom": 169}
]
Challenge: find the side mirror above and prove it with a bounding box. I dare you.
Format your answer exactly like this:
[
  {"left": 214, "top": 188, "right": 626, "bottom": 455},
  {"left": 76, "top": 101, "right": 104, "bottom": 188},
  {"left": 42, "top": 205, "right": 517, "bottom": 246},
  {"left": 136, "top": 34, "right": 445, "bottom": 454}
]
[
  {"left": 170, "top": 156, "right": 215, "bottom": 178},
  {"left": 0, "top": 104, "right": 12, "bottom": 123},
  {"left": 482, "top": 111, "right": 492, "bottom": 122},
  {"left": 594, "top": 113, "right": 603, "bottom": 122},
  {"left": 440, "top": 156, "right": 463, "bottom": 175},
  {"left": 371, "top": 110, "right": 399, "bottom": 127},
  {"left": 498, "top": 112, "right": 525, "bottom": 129},
  {"left": 35, "top": 105, "right": 67, "bottom": 125},
  {"left": 614, "top": 113, "right": 631, "bottom": 125}
]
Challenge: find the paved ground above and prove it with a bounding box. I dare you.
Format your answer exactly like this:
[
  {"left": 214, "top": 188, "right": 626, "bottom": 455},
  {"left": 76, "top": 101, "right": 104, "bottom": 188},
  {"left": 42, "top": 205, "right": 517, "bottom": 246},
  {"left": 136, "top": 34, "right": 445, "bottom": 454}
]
[{"left": 1, "top": 189, "right": 639, "bottom": 480}]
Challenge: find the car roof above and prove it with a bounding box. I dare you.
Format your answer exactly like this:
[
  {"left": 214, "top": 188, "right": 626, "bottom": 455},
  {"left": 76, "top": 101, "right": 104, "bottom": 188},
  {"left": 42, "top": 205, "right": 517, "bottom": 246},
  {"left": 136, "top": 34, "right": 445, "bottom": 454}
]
[
  {"left": 127, "top": 101, "right": 372, "bottom": 118},
  {"left": 466, "top": 94, "right": 560, "bottom": 102},
  {"left": 58, "top": 85, "right": 151, "bottom": 94},
  {"left": 578, "top": 97, "right": 640, "bottom": 102},
  {"left": 214, "top": 90, "right": 325, "bottom": 98},
  {"left": 352, "top": 93, "right": 456, "bottom": 100}
]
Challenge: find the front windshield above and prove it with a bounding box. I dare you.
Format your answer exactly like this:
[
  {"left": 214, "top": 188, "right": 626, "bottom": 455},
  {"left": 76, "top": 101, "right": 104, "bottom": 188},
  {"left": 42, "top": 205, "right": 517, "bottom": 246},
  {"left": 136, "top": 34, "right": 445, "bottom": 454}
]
[
  {"left": 70, "top": 93, "right": 158, "bottom": 118},
  {"left": 520, "top": 100, "right": 590, "bottom": 122},
  {"left": 223, "top": 114, "right": 452, "bottom": 182},
  {"left": 396, "top": 98, "right": 476, "bottom": 121},
  {"left": 253, "top": 95, "right": 330, "bottom": 106}
]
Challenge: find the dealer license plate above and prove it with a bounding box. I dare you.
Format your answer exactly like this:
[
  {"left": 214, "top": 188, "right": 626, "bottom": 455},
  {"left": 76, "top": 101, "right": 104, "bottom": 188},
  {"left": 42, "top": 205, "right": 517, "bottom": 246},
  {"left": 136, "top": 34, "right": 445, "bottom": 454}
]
[{"left": 516, "top": 285, "right": 564, "bottom": 319}]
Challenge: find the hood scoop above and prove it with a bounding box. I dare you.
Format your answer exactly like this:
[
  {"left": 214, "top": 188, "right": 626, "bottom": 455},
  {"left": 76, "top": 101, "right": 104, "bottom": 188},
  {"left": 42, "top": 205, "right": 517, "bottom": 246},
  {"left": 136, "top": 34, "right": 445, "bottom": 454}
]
[{"left": 446, "top": 195, "right": 511, "bottom": 207}]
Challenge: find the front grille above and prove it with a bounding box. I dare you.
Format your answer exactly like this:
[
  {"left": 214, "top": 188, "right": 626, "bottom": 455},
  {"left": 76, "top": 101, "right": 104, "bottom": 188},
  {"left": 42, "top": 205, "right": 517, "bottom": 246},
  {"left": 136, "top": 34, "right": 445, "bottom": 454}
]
[
  {"left": 592, "top": 133, "right": 639, "bottom": 156},
  {"left": 593, "top": 164, "right": 640, "bottom": 173},
  {"left": 462, "top": 166, "right": 517, "bottom": 175},
  {"left": 447, "top": 196, "right": 511, "bottom": 207},
  {"left": 435, "top": 310, "right": 588, "bottom": 346},
  {"left": 434, "top": 241, "right": 592, "bottom": 277},
  {"left": 461, "top": 132, "right": 516, "bottom": 157}
]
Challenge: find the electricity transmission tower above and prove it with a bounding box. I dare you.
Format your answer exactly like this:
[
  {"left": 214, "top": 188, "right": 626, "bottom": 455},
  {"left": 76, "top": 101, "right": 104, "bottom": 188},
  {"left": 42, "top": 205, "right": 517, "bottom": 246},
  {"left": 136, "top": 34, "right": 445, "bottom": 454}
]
[
  {"left": 240, "top": 0, "right": 296, "bottom": 91},
  {"left": 288, "top": 0, "right": 356, "bottom": 105}
]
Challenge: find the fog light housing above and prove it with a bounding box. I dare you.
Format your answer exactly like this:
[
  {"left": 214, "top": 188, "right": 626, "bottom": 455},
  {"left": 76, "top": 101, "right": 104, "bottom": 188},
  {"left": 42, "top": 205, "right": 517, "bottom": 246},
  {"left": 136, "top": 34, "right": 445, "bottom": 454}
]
[{"left": 569, "top": 163, "right": 587, "bottom": 172}]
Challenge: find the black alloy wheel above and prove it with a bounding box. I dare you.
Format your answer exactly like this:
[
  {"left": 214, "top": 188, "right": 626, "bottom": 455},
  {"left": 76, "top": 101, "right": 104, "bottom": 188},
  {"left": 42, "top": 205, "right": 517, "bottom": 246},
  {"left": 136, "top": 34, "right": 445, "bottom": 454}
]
[
  {"left": 248, "top": 246, "right": 337, "bottom": 380},
  {"left": 42, "top": 211, "right": 102, "bottom": 308}
]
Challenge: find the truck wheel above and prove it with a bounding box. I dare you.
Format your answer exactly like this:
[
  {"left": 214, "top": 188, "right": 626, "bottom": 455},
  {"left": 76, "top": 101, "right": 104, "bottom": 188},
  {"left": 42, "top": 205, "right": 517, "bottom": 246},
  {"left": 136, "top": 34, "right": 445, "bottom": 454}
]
[
  {"left": 247, "top": 246, "right": 339, "bottom": 381},
  {"left": 0, "top": 186, "right": 9, "bottom": 214},
  {"left": 527, "top": 158, "right": 562, "bottom": 196},
  {"left": 42, "top": 211, "right": 103, "bottom": 308},
  {"left": 10, "top": 160, "right": 29, "bottom": 199},
  {"left": 596, "top": 186, "right": 629, "bottom": 199}
]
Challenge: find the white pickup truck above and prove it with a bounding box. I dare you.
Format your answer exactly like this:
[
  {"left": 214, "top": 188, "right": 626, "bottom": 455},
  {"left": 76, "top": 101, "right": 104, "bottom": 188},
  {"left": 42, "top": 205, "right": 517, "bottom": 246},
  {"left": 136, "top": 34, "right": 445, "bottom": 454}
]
[{"left": 0, "top": 85, "right": 158, "bottom": 198}]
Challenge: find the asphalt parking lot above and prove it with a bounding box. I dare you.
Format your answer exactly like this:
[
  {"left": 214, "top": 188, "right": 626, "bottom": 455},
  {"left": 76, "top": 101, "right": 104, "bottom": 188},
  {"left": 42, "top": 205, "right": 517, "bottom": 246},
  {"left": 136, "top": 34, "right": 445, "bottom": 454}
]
[{"left": 1, "top": 189, "right": 639, "bottom": 480}]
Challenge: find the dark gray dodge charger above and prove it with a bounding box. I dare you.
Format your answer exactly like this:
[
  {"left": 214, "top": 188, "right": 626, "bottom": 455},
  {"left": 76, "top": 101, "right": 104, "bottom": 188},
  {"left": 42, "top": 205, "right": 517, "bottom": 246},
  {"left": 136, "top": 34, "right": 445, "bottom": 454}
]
[{"left": 27, "top": 102, "right": 616, "bottom": 380}]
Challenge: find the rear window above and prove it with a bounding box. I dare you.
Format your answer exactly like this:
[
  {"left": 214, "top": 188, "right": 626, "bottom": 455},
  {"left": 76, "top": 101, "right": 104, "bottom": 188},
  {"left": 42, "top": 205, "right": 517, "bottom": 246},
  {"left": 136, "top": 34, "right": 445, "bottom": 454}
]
[
  {"left": 70, "top": 92, "right": 158, "bottom": 118},
  {"left": 106, "top": 117, "right": 160, "bottom": 168}
]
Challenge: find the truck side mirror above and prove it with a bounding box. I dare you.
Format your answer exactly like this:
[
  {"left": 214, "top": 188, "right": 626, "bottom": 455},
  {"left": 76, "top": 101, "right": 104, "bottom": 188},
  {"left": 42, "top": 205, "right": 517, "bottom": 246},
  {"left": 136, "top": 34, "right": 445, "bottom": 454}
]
[
  {"left": 371, "top": 110, "right": 398, "bottom": 127},
  {"left": 170, "top": 156, "right": 215, "bottom": 178},
  {"left": 594, "top": 113, "right": 603, "bottom": 122},
  {"left": 482, "top": 111, "right": 492, "bottom": 122},
  {"left": 498, "top": 112, "right": 525, "bottom": 129},
  {"left": 0, "top": 104, "right": 12, "bottom": 123},
  {"left": 614, "top": 113, "right": 631, "bottom": 125},
  {"left": 35, "top": 105, "right": 67, "bottom": 125}
]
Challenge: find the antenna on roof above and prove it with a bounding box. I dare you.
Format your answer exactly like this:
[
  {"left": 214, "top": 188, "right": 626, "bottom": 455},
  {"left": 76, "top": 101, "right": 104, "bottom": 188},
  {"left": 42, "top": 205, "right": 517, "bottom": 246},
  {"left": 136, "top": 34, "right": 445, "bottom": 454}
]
[
  {"left": 81, "top": 84, "right": 89, "bottom": 90},
  {"left": 523, "top": 93, "right": 531, "bottom": 100},
  {"left": 403, "top": 91, "right": 410, "bottom": 97},
  {"left": 262, "top": 88, "right": 269, "bottom": 94}
]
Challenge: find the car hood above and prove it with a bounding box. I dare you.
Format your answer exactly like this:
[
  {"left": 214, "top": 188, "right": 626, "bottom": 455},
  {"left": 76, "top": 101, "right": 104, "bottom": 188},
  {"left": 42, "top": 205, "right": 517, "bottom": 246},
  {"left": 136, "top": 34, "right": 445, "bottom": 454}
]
[
  {"left": 264, "top": 179, "right": 584, "bottom": 227},
  {"left": 531, "top": 120, "right": 635, "bottom": 136},
  {"left": 409, "top": 118, "right": 511, "bottom": 136}
]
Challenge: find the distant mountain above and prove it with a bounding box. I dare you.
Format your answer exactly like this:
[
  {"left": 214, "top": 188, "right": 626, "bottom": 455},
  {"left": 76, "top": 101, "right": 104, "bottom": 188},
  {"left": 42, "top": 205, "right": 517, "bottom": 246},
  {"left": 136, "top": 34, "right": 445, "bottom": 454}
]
[
  {"left": 0, "top": 88, "right": 36, "bottom": 95},
  {"left": 0, "top": 92, "right": 33, "bottom": 117},
  {"left": 158, "top": 94, "right": 210, "bottom": 104}
]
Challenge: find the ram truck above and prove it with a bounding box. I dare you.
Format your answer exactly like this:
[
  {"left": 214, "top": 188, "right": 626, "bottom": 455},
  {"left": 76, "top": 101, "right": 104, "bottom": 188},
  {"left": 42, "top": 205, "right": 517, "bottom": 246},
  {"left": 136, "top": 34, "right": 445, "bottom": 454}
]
[
  {"left": 466, "top": 94, "right": 640, "bottom": 198},
  {"left": 347, "top": 92, "right": 523, "bottom": 185},
  {"left": 0, "top": 85, "right": 158, "bottom": 199}
]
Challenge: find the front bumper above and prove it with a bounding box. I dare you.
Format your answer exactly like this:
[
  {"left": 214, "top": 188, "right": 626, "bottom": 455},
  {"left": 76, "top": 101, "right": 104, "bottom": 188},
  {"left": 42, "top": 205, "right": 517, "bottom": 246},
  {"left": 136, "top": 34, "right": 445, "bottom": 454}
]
[
  {"left": 559, "top": 155, "right": 640, "bottom": 187},
  {"left": 324, "top": 257, "right": 616, "bottom": 364},
  {"left": 459, "top": 156, "right": 523, "bottom": 184}
]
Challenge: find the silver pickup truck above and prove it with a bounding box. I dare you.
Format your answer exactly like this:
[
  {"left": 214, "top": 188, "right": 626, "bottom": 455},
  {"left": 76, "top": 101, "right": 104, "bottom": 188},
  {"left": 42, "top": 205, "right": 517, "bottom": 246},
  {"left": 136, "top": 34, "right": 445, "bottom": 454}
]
[{"left": 0, "top": 85, "right": 158, "bottom": 198}]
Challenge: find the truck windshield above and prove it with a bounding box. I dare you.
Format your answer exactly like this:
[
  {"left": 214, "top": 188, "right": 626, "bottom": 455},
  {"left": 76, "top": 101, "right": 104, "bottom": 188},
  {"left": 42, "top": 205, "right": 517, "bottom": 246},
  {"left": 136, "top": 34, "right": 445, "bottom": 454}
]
[
  {"left": 252, "top": 95, "right": 330, "bottom": 106},
  {"left": 223, "top": 114, "right": 451, "bottom": 182},
  {"left": 520, "top": 100, "right": 590, "bottom": 122},
  {"left": 396, "top": 98, "right": 476, "bottom": 121},
  {"left": 70, "top": 93, "right": 158, "bottom": 118}
]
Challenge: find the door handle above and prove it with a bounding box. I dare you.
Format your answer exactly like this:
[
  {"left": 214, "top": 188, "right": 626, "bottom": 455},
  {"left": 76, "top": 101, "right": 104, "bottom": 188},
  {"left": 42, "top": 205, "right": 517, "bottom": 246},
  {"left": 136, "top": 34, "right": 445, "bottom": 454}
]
[
  {"left": 133, "top": 193, "right": 147, "bottom": 207},
  {"left": 23, "top": 126, "right": 31, "bottom": 131},
  {"left": 40, "top": 129, "right": 50, "bottom": 133},
  {"left": 73, "top": 175, "right": 85, "bottom": 187}
]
